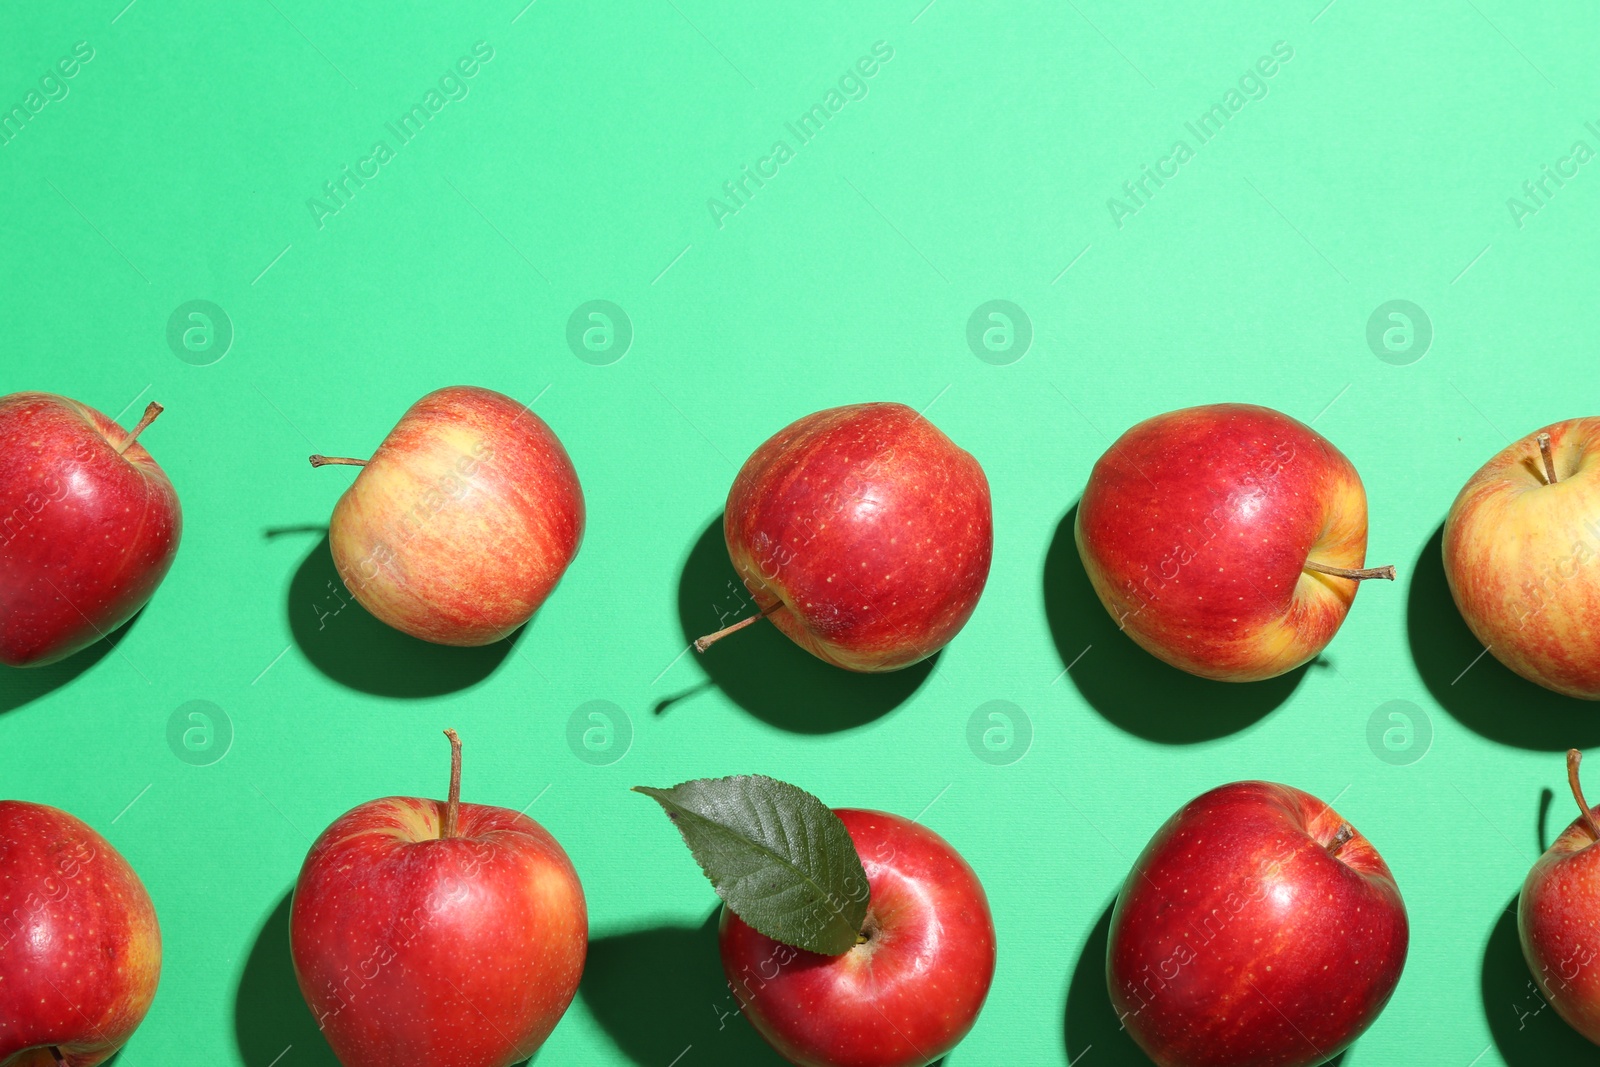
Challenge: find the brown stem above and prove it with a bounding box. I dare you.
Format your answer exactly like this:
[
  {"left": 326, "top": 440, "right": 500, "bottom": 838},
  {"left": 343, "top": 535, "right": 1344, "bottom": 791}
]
[
  {"left": 1325, "top": 822, "right": 1355, "bottom": 857},
  {"left": 1304, "top": 560, "right": 1396, "bottom": 581},
  {"left": 1538, "top": 433, "right": 1559, "bottom": 485},
  {"left": 694, "top": 600, "right": 784, "bottom": 653},
  {"left": 49, "top": 1049, "right": 65, "bottom": 1066},
  {"left": 1568, "top": 749, "right": 1600, "bottom": 843},
  {"left": 309, "top": 455, "right": 368, "bottom": 468},
  {"left": 114, "top": 402, "right": 163, "bottom": 455},
  {"left": 441, "top": 729, "right": 463, "bottom": 840}
]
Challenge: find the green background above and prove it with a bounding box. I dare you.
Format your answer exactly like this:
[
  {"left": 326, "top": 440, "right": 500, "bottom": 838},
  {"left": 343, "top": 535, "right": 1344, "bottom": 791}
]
[{"left": 3, "top": 0, "right": 1598, "bottom": 1063}]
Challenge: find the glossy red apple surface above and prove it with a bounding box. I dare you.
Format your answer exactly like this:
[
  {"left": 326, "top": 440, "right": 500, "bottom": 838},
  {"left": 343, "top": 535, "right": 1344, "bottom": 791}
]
[
  {"left": 315, "top": 385, "right": 584, "bottom": 646},
  {"left": 0, "top": 393, "right": 180, "bottom": 668},
  {"left": 290, "top": 732, "right": 587, "bottom": 1066},
  {"left": 0, "top": 801, "right": 162, "bottom": 1067},
  {"left": 1520, "top": 749, "right": 1600, "bottom": 1042},
  {"left": 703, "top": 402, "right": 991, "bottom": 671},
  {"left": 1076, "top": 403, "right": 1389, "bottom": 682},
  {"left": 1444, "top": 419, "right": 1600, "bottom": 698},
  {"left": 719, "top": 808, "right": 995, "bottom": 1067},
  {"left": 1108, "top": 781, "right": 1407, "bottom": 1067}
]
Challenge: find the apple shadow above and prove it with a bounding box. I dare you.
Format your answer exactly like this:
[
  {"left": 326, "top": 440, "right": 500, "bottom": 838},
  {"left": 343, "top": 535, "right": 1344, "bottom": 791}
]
[
  {"left": 287, "top": 534, "right": 521, "bottom": 699},
  {"left": 579, "top": 910, "right": 788, "bottom": 1066},
  {"left": 0, "top": 607, "right": 142, "bottom": 715},
  {"left": 1043, "top": 508, "right": 1303, "bottom": 744},
  {"left": 1063, "top": 897, "right": 1155, "bottom": 1067},
  {"left": 234, "top": 889, "right": 340, "bottom": 1067},
  {"left": 1065, "top": 897, "right": 1348, "bottom": 1066},
  {"left": 670, "top": 516, "right": 935, "bottom": 734},
  {"left": 1408, "top": 524, "right": 1600, "bottom": 750},
  {"left": 1482, "top": 893, "right": 1600, "bottom": 1063}
]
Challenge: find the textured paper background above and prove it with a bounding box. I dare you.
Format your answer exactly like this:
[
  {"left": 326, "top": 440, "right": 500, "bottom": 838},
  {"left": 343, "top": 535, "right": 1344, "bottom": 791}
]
[{"left": 5, "top": 0, "right": 1600, "bottom": 1063}]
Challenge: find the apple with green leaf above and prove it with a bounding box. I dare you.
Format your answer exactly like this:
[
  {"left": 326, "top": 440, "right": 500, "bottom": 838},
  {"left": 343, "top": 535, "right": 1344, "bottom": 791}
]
[{"left": 636, "top": 775, "right": 995, "bottom": 1067}]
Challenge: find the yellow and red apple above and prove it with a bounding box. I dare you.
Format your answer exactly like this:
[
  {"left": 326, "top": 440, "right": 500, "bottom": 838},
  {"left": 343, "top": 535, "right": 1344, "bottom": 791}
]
[
  {"left": 311, "top": 386, "right": 584, "bottom": 646},
  {"left": 1075, "top": 403, "right": 1392, "bottom": 681},
  {"left": 1443, "top": 419, "right": 1600, "bottom": 699}
]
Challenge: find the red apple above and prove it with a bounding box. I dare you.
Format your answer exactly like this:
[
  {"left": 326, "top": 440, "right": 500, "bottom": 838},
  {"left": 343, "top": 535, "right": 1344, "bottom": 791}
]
[
  {"left": 311, "top": 386, "right": 584, "bottom": 646},
  {"left": 1519, "top": 748, "right": 1600, "bottom": 1042},
  {"left": 1443, "top": 420, "right": 1600, "bottom": 698},
  {"left": 0, "top": 393, "right": 180, "bottom": 668},
  {"left": 1108, "top": 781, "right": 1408, "bottom": 1067},
  {"left": 719, "top": 809, "right": 995, "bottom": 1067},
  {"left": 1075, "top": 403, "right": 1391, "bottom": 682},
  {"left": 291, "top": 730, "right": 587, "bottom": 1066},
  {"left": 695, "top": 402, "right": 991, "bottom": 671},
  {"left": 0, "top": 801, "right": 162, "bottom": 1067}
]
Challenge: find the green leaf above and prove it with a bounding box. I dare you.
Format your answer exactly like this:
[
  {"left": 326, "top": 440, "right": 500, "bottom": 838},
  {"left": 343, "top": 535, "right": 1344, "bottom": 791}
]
[{"left": 633, "top": 775, "right": 869, "bottom": 956}]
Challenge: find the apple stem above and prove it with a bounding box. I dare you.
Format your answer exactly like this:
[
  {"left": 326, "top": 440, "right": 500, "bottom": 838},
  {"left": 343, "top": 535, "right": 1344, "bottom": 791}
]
[
  {"left": 114, "top": 402, "right": 163, "bottom": 455},
  {"left": 1325, "top": 822, "right": 1355, "bottom": 857},
  {"left": 441, "top": 728, "right": 463, "bottom": 841},
  {"left": 309, "top": 455, "right": 368, "bottom": 468},
  {"left": 694, "top": 600, "right": 784, "bottom": 653},
  {"left": 1304, "top": 560, "right": 1396, "bottom": 582},
  {"left": 1568, "top": 749, "right": 1600, "bottom": 843},
  {"left": 1538, "top": 433, "right": 1559, "bottom": 485},
  {"left": 49, "top": 1049, "right": 65, "bottom": 1066}
]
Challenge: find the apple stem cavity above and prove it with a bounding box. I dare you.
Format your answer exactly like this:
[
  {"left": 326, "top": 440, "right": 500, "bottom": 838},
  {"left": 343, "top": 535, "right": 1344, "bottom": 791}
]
[
  {"left": 1538, "top": 433, "right": 1560, "bottom": 485},
  {"left": 309, "top": 455, "right": 368, "bottom": 468},
  {"left": 441, "top": 728, "right": 463, "bottom": 841},
  {"left": 693, "top": 599, "right": 784, "bottom": 653},
  {"left": 1568, "top": 748, "right": 1600, "bottom": 843},
  {"left": 1303, "top": 560, "right": 1397, "bottom": 582},
  {"left": 114, "top": 401, "right": 164, "bottom": 455},
  {"left": 1325, "top": 822, "right": 1355, "bottom": 857}
]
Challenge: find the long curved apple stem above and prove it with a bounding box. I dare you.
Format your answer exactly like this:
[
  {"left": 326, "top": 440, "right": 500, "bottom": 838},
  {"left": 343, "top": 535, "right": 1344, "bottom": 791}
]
[
  {"left": 114, "top": 402, "right": 164, "bottom": 455},
  {"left": 441, "top": 728, "right": 463, "bottom": 841},
  {"left": 1304, "top": 560, "right": 1396, "bottom": 581},
  {"left": 1539, "top": 433, "right": 1559, "bottom": 485},
  {"left": 1568, "top": 749, "right": 1600, "bottom": 843},
  {"left": 1325, "top": 822, "right": 1355, "bottom": 857},
  {"left": 694, "top": 600, "right": 784, "bottom": 653},
  {"left": 309, "top": 455, "right": 368, "bottom": 468}
]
